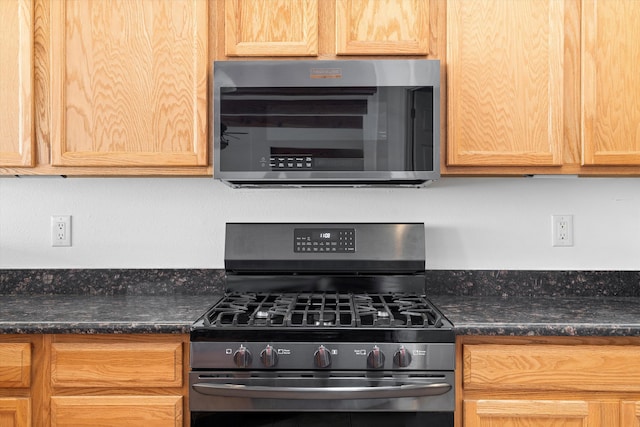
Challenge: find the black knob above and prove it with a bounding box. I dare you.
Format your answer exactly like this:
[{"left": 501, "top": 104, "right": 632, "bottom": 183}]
[
  {"left": 260, "top": 345, "right": 278, "bottom": 367},
  {"left": 367, "top": 345, "right": 385, "bottom": 369},
  {"left": 393, "top": 346, "right": 412, "bottom": 368},
  {"left": 233, "top": 345, "right": 252, "bottom": 368},
  {"left": 314, "top": 345, "right": 331, "bottom": 368}
]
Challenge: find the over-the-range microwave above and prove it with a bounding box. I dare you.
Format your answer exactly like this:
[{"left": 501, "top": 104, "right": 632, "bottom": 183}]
[{"left": 213, "top": 59, "right": 440, "bottom": 187}]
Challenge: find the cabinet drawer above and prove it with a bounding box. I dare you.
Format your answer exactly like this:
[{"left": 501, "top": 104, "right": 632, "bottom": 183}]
[
  {"left": 0, "top": 343, "right": 31, "bottom": 387},
  {"left": 51, "top": 396, "right": 182, "bottom": 427},
  {"left": 51, "top": 342, "right": 182, "bottom": 388},
  {"left": 464, "top": 344, "right": 640, "bottom": 392}
]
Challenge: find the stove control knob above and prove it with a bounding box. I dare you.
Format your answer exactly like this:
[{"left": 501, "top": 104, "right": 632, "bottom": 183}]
[
  {"left": 314, "top": 345, "right": 331, "bottom": 368},
  {"left": 367, "top": 345, "right": 385, "bottom": 369},
  {"left": 233, "top": 345, "right": 252, "bottom": 368},
  {"left": 393, "top": 346, "right": 412, "bottom": 368},
  {"left": 260, "top": 345, "right": 278, "bottom": 368}
]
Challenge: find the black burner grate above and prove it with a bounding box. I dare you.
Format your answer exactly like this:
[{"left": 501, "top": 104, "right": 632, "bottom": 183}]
[{"left": 204, "top": 293, "right": 444, "bottom": 329}]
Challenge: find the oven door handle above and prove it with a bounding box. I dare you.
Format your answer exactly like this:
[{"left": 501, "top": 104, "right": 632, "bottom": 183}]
[{"left": 192, "top": 382, "right": 452, "bottom": 400}]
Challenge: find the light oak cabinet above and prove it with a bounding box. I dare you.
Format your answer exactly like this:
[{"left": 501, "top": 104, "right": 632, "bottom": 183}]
[
  {"left": 0, "top": 0, "right": 34, "bottom": 168},
  {"left": 445, "top": 0, "right": 640, "bottom": 176},
  {"left": 459, "top": 337, "right": 640, "bottom": 427},
  {"left": 0, "top": 398, "right": 30, "bottom": 427},
  {"left": 582, "top": 0, "right": 640, "bottom": 166},
  {"left": 0, "top": 338, "right": 38, "bottom": 427},
  {"left": 49, "top": 334, "right": 187, "bottom": 427},
  {"left": 218, "top": 0, "right": 433, "bottom": 58},
  {"left": 2, "top": 0, "right": 209, "bottom": 176},
  {"left": 224, "top": 0, "right": 318, "bottom": 56},
  {"left": 446, "top": 0, "right": 565, "bottom": 169}
]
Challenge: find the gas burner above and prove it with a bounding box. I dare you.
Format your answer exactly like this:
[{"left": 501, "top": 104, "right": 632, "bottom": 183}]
[{"left": 203, "top": 292, "right": 446, "bottom": 329}]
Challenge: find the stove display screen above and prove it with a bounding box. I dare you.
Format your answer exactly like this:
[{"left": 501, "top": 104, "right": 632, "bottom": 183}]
[{"left": 294, "top": 228, "right": 355, "bottom": 253}]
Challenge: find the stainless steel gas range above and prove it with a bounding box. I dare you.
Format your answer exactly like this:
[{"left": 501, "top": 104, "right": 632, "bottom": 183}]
[{"left": 190, "top": 223, "right": 455, "bottom": 426}]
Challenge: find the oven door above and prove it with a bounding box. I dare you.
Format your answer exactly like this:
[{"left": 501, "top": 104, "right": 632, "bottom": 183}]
[{"left": 190, "top": 370, "right": 454, "bottom": 426}]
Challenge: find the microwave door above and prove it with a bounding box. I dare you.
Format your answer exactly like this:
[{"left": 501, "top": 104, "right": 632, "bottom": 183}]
[{"left": 410, "top": 88, "right": 435, "bottom": 171}]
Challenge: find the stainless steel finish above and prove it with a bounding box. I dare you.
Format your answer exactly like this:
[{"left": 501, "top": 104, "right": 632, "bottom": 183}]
[
  {"left": 189, "top": 371, "right": 454, "bottom": 412},
  {"left": 191, "top": 342, "right": 455, "bottom": 371},
  {"left": 224, "top": 222, "right": 426, "bottom": 274},
  {"left": 212, "top": 59, "right": 440, "bottom": 187},
  {"left": 192, "top": 382, "right": 451, "bottom": 399}
]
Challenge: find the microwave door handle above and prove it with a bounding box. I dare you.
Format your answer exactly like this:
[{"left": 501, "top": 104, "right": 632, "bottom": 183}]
[{"left": 192, "top": 382, "right": 451, "bottom": 400}]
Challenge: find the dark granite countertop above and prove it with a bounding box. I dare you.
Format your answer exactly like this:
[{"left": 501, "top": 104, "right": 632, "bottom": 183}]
[
  {"left": 1, "top": 269, "right": 639, "bottom": 336},
  {"left": 431, "top": 295, "right": 640, "bottom": 337},
  {"left": 0, "top": 295, "right": 219, "bottom": 334}
]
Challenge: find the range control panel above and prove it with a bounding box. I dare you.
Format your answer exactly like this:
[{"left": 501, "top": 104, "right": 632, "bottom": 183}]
[{"left": 294, "top": 228, "right": 355, "bottom": 253}]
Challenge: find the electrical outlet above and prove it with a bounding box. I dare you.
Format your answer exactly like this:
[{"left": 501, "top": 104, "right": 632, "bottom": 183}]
[
  {"left": 51, "top": 215, "right": 71, "bottom": 247},
  {"left": 552, "top": 214, "right": 573, "bottom": 247}
]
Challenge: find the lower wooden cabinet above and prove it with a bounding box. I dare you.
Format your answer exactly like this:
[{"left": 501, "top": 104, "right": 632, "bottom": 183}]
[
  {"left": 0, "top": 398, "right": 30, "bottom": 427},
  {"left": 459, "top": 337, "right": 640, "bottom": 427},
  {"left": 51, "top": 396, "right": 182, "bottom": 427},
  {"left": 1, "top": 333, "right": 189, "bottom": 427}
]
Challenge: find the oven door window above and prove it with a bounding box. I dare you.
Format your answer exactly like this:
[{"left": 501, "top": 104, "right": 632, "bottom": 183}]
[
  {"left": 192, "top": 412, "right": 453, "bottom": 427},
  {"left": 218, "top": 86, "right": 434, "bottom": 173}
]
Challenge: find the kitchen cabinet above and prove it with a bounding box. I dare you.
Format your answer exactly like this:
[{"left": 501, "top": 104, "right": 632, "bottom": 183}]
[
  {"left": 0, "top": 0, "right": 34, "bottom": 168},
  {"left": 49, "top": 334, "right": 187, "bottom": 426},
  {"left": 0, "top": 337, "right": 41, "bottom": 427},
  {"left": 444, "top": 0, "right": 640, "bottom": 176},
  {"left": 216, "top": 0, "right": 435, "bottom": 58},
  {"left": 459, "top": 336, "right": 640, "bottom": 427},
  {"left": 0, "top": 398, "right": 30, "bottom": 427},
  {"left": 335, "top": 0, "right": 429, "bottom": 55},
  {"left": 1, "top": 0, "right": 209, "bottom": 176},
  {"left": 224, "top": 0, "right": 318, "bottom": 56},
  {"left": 582, "top": 0, "right": 640, "bottom": 166},
  {"left": 446, "top": 0, "right": 565, "bottom": 169},
  {"left": 2, "top": 334, "right": 189, "bottom": 427}
]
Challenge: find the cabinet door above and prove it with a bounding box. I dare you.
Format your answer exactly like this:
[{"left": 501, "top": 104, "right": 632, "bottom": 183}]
[
  {"left": 50, "top": 0, "right": 208, "bottom": 167},
  {"left": 622, "top": 401, "right": 640, "bottom": 427},
  {"left": 225, "top": 0, "right": 318, "bottom": 56},
  {"left": 446, "top": 0, "right": 564, "bottom": 167},
  {"left": 582, "top": 0, "right": 640, "bottom": 166},
  {"left": 0, "top": 343, "right": 31, "bottom": 388},
  {"left": 0, "top": 0, "right": 34, "bottom": 167},
  {"left": 0, "top": 399, "right": 30, "bottom": 427},
  {"left": 51, "top": 396, "right": 182, "bottom": 427},
  {"left": 335, "top": 0, "right": 428, "bottom": 55},
  {"left": 464, "top": 399, "right": 612, "bottom": 427}
]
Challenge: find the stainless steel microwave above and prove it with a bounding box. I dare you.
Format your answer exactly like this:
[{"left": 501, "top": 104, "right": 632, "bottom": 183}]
[{"left": 213, "top": 60, "right": 440, "bottom": 187}]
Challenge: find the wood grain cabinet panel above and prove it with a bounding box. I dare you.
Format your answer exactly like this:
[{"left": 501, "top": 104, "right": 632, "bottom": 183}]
[
  {"left": 225, "top": 0, "right": 318, "bottom": 56},
  {"left": 49, "top": 0, "right": 208, "bottom": 167},
  {"left": 464, "top": 399, "right": 612, "bottom": 427},
  {"left": 51, "top": 396, "right": 182, "bottom": 427},
  {"left": 0, "top": 0, "right": 34, "bottom": 167},
  {"left": 446, "top": 0, "right": 564, "bottom": 167},
  {"left": 582, "top": 0, "right": 640, "bottom": 166},
  {"left": 0, "top": 398, "right": 30, "bottom": 427},
  {"left": 621, "top": 401, "right": 640, "bottom": 427},
  {"left": 51, "top": 342, "right": 182, "bottom": 388},
  {"left": 464, "top": 344, "right": 640, "bottom": 392},
  {"left": 0, "top": 343, "right": 31, "bottom": 388},
  {"left": 335, "top": 0, "right": 429, "bottom": 55}
]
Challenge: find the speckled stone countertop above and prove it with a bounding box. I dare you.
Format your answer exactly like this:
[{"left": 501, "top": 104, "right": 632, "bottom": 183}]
[
  {"left": 430, "top": 295, "right": 640, "bottom": 337},
  {"left": 1, "top": 269, "right": 639, "bottom": 336}
]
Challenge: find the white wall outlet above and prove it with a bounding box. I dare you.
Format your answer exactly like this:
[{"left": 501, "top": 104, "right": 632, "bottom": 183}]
[
  {"left": 51, "top": 215, "right": 71, "bottom": 247},
  {"left": 552, "top": 214, "right": 573, "bottom": 247}
]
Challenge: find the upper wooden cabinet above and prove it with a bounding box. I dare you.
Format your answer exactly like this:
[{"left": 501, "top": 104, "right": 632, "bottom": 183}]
[
  {"left": 219, "top": 0, "right": 434, "bottom": 58},
  {"left": 224, "top": 0, "right": 318, "bottom": 56},
  {"left": 49, "top": 0, "right": 208, "bottom": 168},
  {"left": 335, "top": 0, "right": 429, "bottom": 55},
  {"left": 582, "top": 0, "right": 640, "bottom": 166},
  {"left": 0, "top": 0, "right": 34, "bottom": 168},
  {"left": 446, "top": 0, "right": 565, "bottom": 168}
]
